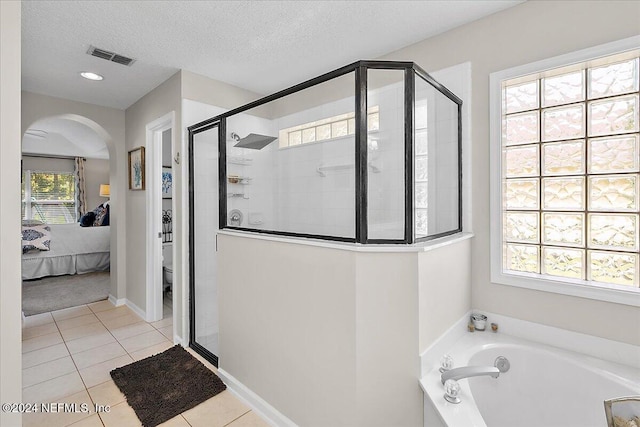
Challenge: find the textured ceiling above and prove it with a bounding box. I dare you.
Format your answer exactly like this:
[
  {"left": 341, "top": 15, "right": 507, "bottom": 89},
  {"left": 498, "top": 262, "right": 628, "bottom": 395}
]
[{"left": 22, "top": 1, "right": 523, "bottom": 110}]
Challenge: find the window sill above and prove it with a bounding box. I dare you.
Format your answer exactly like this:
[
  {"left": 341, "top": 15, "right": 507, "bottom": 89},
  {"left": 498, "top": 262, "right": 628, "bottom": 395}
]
[{"left": 491, "top": 269, "right": 640, "bottom": 307}]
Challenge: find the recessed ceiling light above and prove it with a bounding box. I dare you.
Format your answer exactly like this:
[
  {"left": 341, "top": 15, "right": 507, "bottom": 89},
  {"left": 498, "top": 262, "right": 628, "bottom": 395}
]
[{"left": 80, "top": 72, "right": 104, "bottom": 81}]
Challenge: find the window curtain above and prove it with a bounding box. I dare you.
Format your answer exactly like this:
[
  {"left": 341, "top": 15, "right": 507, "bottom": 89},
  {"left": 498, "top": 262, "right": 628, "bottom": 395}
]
[{"left": 74, "top": 157, "right": 87, "bottom": 219}]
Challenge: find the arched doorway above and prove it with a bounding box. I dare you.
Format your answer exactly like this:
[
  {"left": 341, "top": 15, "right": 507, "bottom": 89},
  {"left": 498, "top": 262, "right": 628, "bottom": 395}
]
[{"left": 21, "top": 114, "right": 119, "bottom": 306}]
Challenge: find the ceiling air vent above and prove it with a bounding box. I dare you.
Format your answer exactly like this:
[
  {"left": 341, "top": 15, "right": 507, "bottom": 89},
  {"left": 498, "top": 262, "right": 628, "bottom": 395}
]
[{"left": 87, "top": 45, "right": 136, "bottom": 66}]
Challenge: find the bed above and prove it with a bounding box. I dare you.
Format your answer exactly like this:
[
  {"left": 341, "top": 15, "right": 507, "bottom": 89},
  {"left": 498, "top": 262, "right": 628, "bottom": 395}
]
[{"left": 22, "top": 223, "right": 110, "bottom": 280}]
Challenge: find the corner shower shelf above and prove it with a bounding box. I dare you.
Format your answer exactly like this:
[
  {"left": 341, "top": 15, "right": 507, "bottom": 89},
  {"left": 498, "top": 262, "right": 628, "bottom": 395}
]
[{"left": 228, "top": 176, "right": 252, "bottom": 185}]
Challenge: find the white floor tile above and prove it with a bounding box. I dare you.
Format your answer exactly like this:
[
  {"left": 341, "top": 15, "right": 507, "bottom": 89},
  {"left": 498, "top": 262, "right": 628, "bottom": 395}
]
[
  {"left": 66, "top": 331, "right": 116, "bottom": 355},
  {"left": 95, "top": 306, "right": 135, "bottom": 322},
  {"left": 72, "top": 342, "right": 128, "bottom": 370},
  {"left": 78, "top": 355, "right": 133, "bottom": 389},
  {"left": 129, "top": 341, "right": 174, "bottom": 361},
  {"left": 118, "top": 330, "right": 168, "bottom": 354},
  {"left": 67, "top": 414, "right": 104, "bottom": 427},
  {"left": 151, "top": 317, "right": 172, "bottom": 329},
  {"left": 19, "top": 304, "right": 264, "bottom": 427},
  {"left": 87, "top": 300, "right": 116, "bottom": 313},
  {"left": 101, "top": 314, "right": 143, "bottom": 330},
  {"left": 60, "top": 321, "right": 109, "bottom": 342},
  {"left": 158, "top": 325, "right": 173, "bottom": 340},
  {"left": 22, "top": 331, "right": 64, "bottom": 354},
  {"left": 22, "top": 355, "right": 77, "bottom": 388},
  {"left": 55, "top": 313, "right": 100, "bottom": 331},
  {"left": 23, "top": 390, "right": 95, "bottom": 427},
  {"left": 22, "top": 371, "right": 85, "bottom": 403},
  {"left": 22, "top": 343, "right": 69, "bottom": 369},
  {"left": 109, "top": 322, "right": 154, "bottom": 341},
  {"left": 87, "top": 380, "right": 126, "bottom": 408},
  {"left": 51, "top": 305, "right": 93, "bottom": 322},
  {"left": 22, "top": 322, "right": 59, "bottom": 340}
]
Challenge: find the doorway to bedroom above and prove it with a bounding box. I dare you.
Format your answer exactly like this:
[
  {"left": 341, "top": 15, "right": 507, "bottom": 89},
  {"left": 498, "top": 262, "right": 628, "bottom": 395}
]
[{"left": 21, "top": 115, "right": 113, "bottom": 316}]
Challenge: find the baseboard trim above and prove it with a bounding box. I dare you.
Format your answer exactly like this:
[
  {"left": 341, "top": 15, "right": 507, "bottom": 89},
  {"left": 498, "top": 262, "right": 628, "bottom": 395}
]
[
  {"left": 217, "top": 368, "right": 298, "bottom": 427},
  {"left": 124, "top": 299, "right": 146, "bottom": 320},
  {"left": 108, "top": 294, "right": 126, "bottom": 307},
  {"left": 172, "top": 334, "right": 183, "bottom": 346}
]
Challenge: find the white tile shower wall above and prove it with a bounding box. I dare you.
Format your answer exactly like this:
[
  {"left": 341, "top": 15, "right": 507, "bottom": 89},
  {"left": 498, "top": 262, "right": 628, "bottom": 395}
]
[
  {"left": 267, "top": 83, "right": 407, "bottom": 238},
  {"left": 271, "top": 96, "right": 357, "bottom": 237},
  {"left": 226, "top": 113, "right": 278, "bottom": 230}
]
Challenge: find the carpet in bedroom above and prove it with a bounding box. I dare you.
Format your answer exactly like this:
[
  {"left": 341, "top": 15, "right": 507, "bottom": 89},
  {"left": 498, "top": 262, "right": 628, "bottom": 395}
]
[{"left": 22, "top": 271, "right": 110, "bottom": 316}]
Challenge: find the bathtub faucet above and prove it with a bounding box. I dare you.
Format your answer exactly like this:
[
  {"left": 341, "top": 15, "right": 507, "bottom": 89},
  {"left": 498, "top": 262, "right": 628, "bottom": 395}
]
[{"left": 440, "top": 366, "right": 500, "bottom": 384}]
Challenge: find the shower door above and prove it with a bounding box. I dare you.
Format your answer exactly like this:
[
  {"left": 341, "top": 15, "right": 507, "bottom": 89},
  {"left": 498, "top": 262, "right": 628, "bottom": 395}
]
[{"left": 189, "top": 123, "right": 220, "bottom": 365}]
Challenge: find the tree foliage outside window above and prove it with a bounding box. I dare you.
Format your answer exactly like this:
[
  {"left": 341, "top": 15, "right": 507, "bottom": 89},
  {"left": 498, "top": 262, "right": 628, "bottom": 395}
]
[{"left": 22, "top": 171, "right": 76, "bottom": 224}]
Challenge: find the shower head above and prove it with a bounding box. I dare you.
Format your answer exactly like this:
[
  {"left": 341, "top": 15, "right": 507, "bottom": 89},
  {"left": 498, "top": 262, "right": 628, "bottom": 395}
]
[{"left": 232, "top": 133, "right": 278, "bottom": 150}]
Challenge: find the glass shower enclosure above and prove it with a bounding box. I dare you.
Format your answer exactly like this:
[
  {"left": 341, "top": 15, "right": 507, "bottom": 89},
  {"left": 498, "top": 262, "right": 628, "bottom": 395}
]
[{"left": 188, "top": 60, "right": 461, "bottom": 364}]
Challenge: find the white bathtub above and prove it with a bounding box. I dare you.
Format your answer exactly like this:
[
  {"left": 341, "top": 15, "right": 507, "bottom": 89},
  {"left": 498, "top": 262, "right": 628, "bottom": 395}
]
[{"left": 420, "top": 332, "right": 640, "bottom": 427}]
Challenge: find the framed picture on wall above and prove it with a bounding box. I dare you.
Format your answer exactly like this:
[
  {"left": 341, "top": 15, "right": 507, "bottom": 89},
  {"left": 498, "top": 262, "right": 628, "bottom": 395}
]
[
  {"left": 128, "top": 147, "right": 145, "bottom": 190},
  {"left": 162, "top": 166, "right": 172, "bottom": 199}
]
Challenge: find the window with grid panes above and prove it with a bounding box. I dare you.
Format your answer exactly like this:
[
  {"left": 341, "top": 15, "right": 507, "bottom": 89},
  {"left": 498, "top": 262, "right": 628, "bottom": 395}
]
[
  {"left": 278, "top": 107, "right": 379, "bottom": 148},
  {"left": 22, "top": 170, "right": 77, "bottom": 224},
  {"left": 501, "top": 54, "right": 639, "bottom": 288}
]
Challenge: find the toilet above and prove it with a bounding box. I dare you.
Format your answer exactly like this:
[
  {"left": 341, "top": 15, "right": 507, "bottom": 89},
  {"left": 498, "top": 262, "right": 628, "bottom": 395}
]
[{"left": 162, "top": 243, "right": 173, "bottom": 293}]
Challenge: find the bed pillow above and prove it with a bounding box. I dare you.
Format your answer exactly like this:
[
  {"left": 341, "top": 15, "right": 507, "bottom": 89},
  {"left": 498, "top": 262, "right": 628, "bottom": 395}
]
[
  {"left": 79, "top": 211, "right": 96, "bottom": 227},
  {"left": 93, "top": 204, "right": 109, "bottom": 226},
  {"left": 22, "top": 223, "right": 51, "bottom": 254}
]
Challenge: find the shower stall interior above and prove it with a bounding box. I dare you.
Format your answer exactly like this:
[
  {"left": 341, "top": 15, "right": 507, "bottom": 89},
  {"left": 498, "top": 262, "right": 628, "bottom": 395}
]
[{"left": 188, "top": 60, "right": 462, "bottom": 364}]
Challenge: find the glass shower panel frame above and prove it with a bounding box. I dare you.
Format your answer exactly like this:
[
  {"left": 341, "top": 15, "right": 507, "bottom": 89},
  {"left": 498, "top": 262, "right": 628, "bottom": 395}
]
[
  {"left": 413, "top": 70, "right": 462, "bottom": 242},
  {"left": 189, "top": 60, "right": 462, "bottom": 245},
  {"left": 223, "top": 72, "right": 357, "bottom": 240},
  {"left": 366, "top": 69, "right": 406, "bottom": 241},
  {"left": 188, "top": 123, "right": 221, "bottom": 367}
]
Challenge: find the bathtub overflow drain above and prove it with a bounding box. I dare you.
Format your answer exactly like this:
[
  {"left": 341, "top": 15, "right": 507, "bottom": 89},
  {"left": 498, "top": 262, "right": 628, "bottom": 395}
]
[{"left": 494, "top": 356, "right": 510, "bottom": 373}]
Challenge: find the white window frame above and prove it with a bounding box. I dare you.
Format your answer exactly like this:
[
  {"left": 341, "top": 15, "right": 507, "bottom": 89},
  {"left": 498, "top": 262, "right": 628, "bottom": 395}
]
[
  {"left": 489, "top": 35, "right": 640, "bottom": 307},
  {"left": 22, "top": 169, "right": 77, "bottom": 224}
]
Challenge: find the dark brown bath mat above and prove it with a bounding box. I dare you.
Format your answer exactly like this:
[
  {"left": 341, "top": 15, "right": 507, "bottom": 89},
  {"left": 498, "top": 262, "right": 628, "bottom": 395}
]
[{"left": 110, "top": 345, "right": 226, "bottom": 427}]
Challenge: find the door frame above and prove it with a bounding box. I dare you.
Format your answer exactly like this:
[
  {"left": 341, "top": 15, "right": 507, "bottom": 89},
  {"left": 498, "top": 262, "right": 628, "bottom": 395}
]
[{"left": 145, "top": 111, "right": 175, "bottom": 323}]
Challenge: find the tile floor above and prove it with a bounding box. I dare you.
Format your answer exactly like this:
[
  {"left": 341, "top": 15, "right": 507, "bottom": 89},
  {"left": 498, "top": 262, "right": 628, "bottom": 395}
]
[{"left": 21, "top": 298, "right": 270, "bottom": 427}]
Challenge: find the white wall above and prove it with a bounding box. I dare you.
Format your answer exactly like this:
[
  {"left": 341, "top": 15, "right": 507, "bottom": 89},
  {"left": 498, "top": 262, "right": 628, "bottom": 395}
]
[
  {"left": 382, "top": 0, "right": 640, "bottom": 345},
  {"left": 0, "top": 2, "right": 22, "bottom": 425},
  {"left": 84, "top": 158, "right": 110, "bottom": 211},
  {"left": 217, "top": 233, "right": 470, "bottom": 426},
  {"left": 124, "top": 71, "right": 181, "bottom": 315},
  {"left": 22, "top": 155, "right": 73, "bottom": 173},
  {"left": 218, "top": 234, "right": 358, "bottom": 426},
  {"left": 21, "top": 91, "right": 127, "bottom": 302},
  {"left": 418, "top": 238, "right": 471, "bottom": 352}
]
